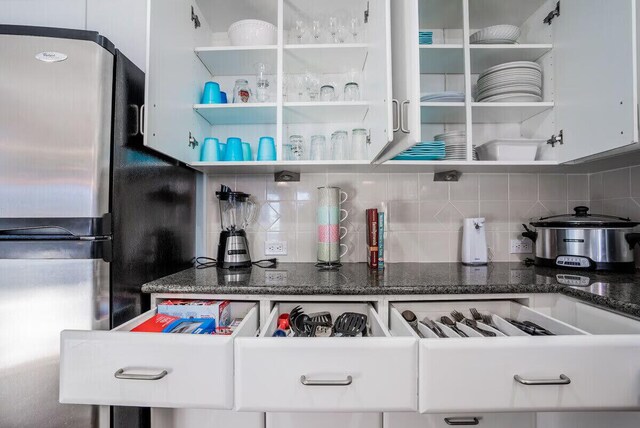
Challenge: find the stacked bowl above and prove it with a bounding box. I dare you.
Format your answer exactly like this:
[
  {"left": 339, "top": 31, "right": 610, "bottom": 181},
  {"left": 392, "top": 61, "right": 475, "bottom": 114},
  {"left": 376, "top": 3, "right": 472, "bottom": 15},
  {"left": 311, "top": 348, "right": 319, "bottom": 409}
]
[
  {"left": 475, "top": 61, "right": 543, "bottom": 103},
  {"left": 470, "top": 25, "right": 521, "bottom": 44},
  {"left": 434, "top": 131, "right": 478, "bottom": 160}
]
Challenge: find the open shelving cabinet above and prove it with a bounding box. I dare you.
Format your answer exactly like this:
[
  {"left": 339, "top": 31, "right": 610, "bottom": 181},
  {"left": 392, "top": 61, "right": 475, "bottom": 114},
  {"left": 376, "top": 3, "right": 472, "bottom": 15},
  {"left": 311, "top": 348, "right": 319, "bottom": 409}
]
[
  {"left": 142, "top": 0, "right": 393, "bottom": 173},
  {"left": 381, "top": 0, "right": 639, "bottom": 168}
]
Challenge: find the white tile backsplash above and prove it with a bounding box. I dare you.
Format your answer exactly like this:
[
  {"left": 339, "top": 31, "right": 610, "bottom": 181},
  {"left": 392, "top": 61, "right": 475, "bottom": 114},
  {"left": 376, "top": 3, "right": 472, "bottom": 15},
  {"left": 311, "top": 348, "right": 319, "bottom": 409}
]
[{"left": 206, "top": 170, "right": 640, "bottom": 263}]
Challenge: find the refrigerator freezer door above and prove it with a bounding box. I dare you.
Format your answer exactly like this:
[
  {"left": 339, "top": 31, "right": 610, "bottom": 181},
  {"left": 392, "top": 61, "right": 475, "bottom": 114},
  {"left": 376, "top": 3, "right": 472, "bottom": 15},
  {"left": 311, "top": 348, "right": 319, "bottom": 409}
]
[
  {"left": 0, "top": 259, "right": 109, "bottom": 427},
  {"left": 0, "top": 32, "right": 114, "bottom": 218}
]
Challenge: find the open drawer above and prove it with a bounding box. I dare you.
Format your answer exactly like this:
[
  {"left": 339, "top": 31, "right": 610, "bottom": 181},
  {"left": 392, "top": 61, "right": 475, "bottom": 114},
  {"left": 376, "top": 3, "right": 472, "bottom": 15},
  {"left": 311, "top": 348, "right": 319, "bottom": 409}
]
[
  {"left": 60, "top": 301, "right": 258, "bottom": 409},
  {"left": 234, "top": 302, "right": 417, "bottom": 412},
  {"left": 390, "top": 297, "right": 640, "bottom": 413}
]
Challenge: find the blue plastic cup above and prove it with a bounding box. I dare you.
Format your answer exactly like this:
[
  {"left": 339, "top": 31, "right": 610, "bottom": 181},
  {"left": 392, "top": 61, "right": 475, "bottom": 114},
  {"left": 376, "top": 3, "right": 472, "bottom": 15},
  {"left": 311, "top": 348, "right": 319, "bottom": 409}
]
[
  {"left": 200, "top": 137, "right": 220, "bottom": 161},
  {"left": 257, "top": 136, "right": 277, "bottom": 161},
  {"left": 201, "top": 81, "right": 222, "bottom": 104},
  {"left": 218, "top": 142, "right": 227, "bottom": 160},
  {"left": 225, "top": 137, "right": 244, "bottom": 161},
  {"left": 220, "top": 92, "right": 228, "bottom": 104},
  {"left": 242, "top": 142, "right": 253, "bottom": 161}
]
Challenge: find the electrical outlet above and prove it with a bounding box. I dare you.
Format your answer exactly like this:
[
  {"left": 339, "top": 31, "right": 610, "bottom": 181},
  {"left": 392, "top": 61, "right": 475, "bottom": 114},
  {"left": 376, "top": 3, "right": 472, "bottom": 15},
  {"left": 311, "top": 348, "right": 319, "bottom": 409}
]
[
  {"left": 510, "top": 238, "right": 533, "bottom": 254},
  {"left": 265, "top": 270, "right": 288, "bottom": 284},
  {"left": 265, "top": 240, "right": 287, "bottom": 256}
]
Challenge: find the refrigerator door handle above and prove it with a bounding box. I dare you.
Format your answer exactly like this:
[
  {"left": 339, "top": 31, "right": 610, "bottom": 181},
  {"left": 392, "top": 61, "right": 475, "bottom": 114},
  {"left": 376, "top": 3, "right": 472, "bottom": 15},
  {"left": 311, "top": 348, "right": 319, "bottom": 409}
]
[{"left": 140, "top": 104, "right": 145, "bottom": 136}]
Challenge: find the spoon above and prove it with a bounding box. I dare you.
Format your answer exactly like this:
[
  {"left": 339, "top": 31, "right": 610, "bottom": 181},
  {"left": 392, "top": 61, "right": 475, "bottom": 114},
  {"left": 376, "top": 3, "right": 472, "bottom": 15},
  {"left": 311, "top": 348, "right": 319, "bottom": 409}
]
[
  {"left": 440, "top": 315, "right": 468, "bottom": 337},
  {"left": 401, "top": 310, "right": 425, "bottom": 338}
]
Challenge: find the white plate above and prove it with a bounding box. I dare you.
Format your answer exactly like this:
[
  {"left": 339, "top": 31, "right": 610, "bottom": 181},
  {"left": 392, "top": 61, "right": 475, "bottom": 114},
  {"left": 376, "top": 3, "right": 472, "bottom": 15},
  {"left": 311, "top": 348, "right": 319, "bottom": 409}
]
[
  {"left": 479, "top": 93, "right": 543, "bottom": 102},
  {"left": 478, "top": 70, "right": 542, "bottom": 83},
  {"left": 477, "top": 85, "right": 542, "bottom": 99},
  {"left": 479, "top": 61, "right": 542, "bottom": 79},
  {"left": 477, "top": 77, "right": 542, "bottom": 92}
]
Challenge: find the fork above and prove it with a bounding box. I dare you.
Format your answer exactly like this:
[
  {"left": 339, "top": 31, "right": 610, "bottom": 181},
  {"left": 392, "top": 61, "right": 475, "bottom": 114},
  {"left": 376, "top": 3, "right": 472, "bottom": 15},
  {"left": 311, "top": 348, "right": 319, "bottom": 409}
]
[
  {"left": 451, "top": 310, "right": 496, "bottom": 337},
  {"left": 481, "top": 313, "right": 497, "bottom": 328},
  {"left": 440, "top": 315, "right": 468, "bottom": 337},
  {"left": 469, "top": 308, "right": 483, "bottom": 322}
]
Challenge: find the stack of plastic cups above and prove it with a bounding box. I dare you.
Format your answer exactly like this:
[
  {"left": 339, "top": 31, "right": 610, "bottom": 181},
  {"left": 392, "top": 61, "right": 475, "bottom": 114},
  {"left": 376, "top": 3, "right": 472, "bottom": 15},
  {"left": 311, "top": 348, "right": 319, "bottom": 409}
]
[{"left": 316, "top": 187, "right": 349, "bottom": 268}]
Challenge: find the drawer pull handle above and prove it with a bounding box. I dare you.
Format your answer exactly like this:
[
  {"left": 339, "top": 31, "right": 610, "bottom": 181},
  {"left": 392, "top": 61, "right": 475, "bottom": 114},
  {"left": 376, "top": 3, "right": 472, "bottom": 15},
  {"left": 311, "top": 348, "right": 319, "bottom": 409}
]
[
  {"left": 444, "top": 417, "right": 480, "bottom": 426},
  {"left": 114, "top": 368, "right": 168, "bottom": 381},
  {"left": 514, "top": 374, "right": 571, "bottom": 385},
  {"left": 300, "top": 375, "right": 353, "bottom": 386}
]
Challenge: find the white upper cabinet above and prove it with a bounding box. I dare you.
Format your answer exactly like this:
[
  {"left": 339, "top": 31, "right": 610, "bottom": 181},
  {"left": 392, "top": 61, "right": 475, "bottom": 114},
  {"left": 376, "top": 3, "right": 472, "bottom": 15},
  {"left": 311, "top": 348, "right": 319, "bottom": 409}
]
[
  {"left": 554, "top": 0, "right": 638, "bottom": 163},
  {"left": 139, "top": 0, "right": 393, "bottom": 169},
  {"left": 384, "top": 0, "right": 640, "bottom": 166}
]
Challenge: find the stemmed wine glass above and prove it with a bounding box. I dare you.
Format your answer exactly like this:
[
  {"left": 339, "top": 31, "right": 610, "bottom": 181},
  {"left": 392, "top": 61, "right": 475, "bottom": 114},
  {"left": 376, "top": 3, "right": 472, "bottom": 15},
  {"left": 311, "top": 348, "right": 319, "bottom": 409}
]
[
  {"left": 293, "top": 19, "right": 306, "bottom": 44},
  {"left": 328, "top": 16, "right": 339, "bottom": 43},
  {"left": 311, "top": 20, "right": 322, "bottom": 43},
  {"left": 349, "top": 16, "right": 362, "bottom": 42}
]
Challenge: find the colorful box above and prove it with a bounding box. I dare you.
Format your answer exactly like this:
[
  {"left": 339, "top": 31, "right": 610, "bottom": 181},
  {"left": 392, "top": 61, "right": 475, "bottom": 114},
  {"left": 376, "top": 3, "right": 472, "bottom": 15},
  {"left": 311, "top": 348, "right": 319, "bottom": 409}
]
[{"left": 157, "top": 300, "right": 231, "bottom": 327}]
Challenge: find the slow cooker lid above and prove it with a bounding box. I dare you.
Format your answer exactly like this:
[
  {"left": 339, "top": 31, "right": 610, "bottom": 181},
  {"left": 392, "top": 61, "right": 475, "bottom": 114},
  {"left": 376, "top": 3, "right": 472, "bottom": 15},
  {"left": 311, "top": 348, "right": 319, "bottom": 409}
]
[{"left": 530, "top": 206, "right": 640, "bottom": 228}]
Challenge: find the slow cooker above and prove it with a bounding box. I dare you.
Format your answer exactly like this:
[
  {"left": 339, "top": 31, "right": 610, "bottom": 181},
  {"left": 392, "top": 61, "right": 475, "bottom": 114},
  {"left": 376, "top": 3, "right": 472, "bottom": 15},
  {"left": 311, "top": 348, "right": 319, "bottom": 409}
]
[{"left": 522, "top": 206, "right": 640, "bottom": 271}]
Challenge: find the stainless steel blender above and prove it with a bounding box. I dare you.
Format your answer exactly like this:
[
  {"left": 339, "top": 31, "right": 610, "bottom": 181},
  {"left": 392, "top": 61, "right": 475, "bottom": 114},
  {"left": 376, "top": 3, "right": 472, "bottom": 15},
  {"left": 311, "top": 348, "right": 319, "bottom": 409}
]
[{"left": 216, "top": 185, "right": 256, "bottom": 269}]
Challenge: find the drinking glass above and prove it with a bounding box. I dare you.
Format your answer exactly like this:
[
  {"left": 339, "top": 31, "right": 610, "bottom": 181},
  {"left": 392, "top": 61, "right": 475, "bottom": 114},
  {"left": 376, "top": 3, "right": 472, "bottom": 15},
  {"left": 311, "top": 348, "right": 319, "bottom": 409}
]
[
  {"left": 352, "top": 128, "right": 368, "bottom": 160},
  {"left": 328, "top": 16, "right": 339, "bottom": 43},
  {"left": 344, "top": 82, "right": 360, "bottom": 101},
  {"left": 310, "top": 135, "right": 326, "bottom": 160},
  {"left": 233, "top": 79, "right": 251, "bottom": 103},
  {"left": 349, "top": 16, "right": 362, "bottom": 42},
  {"left": 330, "top": 130, "right": 349, "bottom": 160},
  {"left": 320, "top": 85, "right": 335, "bottom": 102},
  {"left": 288, "top": 135, "right": 305, "bottom": 160},
  {"left": 255, "top": 62, "right": 270, "bottom": 103},
  {"left": 304, "top": 72, "right": 320, "bottom": 101},
  {"left": 293, "top": 19, "right": 306, "bottom": 44},
  {"left": 311, "top": 20, "right": 322, "bottom": 43},
  {"left": 336, "top": 26, "right": 348, "bottom": 43}
]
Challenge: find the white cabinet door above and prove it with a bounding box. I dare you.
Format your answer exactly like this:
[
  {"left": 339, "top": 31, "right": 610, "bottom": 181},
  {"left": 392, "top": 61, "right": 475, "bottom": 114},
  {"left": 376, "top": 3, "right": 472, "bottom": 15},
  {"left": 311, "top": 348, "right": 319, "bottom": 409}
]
[
  {"left": 374, "top": 0, "right": 421, "bottom": 163},
  {"left": 144, "top": 0, "right": 211, "bottom": 164},
  {"left": 267, "top": 412, "right": 382, "bottom": 428},
  {"left": 555, "top": 0, "right": 638, "bottom": 162}
]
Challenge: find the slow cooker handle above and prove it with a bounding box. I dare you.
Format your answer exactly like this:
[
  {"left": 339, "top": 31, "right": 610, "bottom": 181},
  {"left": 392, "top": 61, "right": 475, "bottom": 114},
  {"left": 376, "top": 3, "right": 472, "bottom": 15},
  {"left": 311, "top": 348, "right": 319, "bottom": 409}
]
[
  {"left": 626, "top": 233, "right": 640, "bottom": 250},
  {"left": 522, "top": 224, "right": 538, "bottom": 243}
]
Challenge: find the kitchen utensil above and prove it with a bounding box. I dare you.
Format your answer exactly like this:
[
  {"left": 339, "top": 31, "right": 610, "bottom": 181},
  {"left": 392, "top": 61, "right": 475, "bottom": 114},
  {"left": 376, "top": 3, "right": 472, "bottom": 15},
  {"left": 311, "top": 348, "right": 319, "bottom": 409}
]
[
  {"left": 224, "top": 137, "right": 244, "bottom": 161},
  {"left": 289, "top": 306, "right": 312, "bottom": 337},
  {"left": 506, "top": 318, "right": 553, "bottom": 336},
  {"left": 440, "top": 316, "right": 468, "bottom": 337},
  {"left": 314, "top": 325, "right": 333, "bottom": 337},
  {"left": 401, "top": 310, "right": 425, "bottom": 338},
  {"left": 333, "top": 312, "right": 368, "bottom": 337},
  {"left": 256, "top": 137, "right": 276, "bottom": 161},
  {"left": 450, "top": 310, "right": 496, "bottom": 337},
  {"left": 228, "top": 19, "right": 277, "bottom": 46},
  {"left": 241, "top": 142, "right": 253, "bottom": 161},
  {"left": 522, "top": 321, "right": 555, "bottom": 335},
  {"left": 420, "top": 316, "right": 448, "bottom": 338},
  {"left": 200, "top": 137, "right": 220, "bottom": 162},
  {"left": 304, "top": 311, "right": 333, "bottom": 337},
  {"left": 462, "top": 218, "right": 488, "bottom": 266},
  {"left": 277, "top": 313, "right": 290, "bottom": 330},
  {"left": 201, "top": 81, "right": 222, "bottom": 104},
  {"left": 470, "top": 308, "right": 483, "bottom": 322},
  {"left": 215, "top": 184, "right": 256, "bottom": 268},
  {"left": 344, "top": 82, "right": 360, "bottom": 101},
  {"left": 233, "top": 79, "right": 251, "bottom": 103},
  {"left": 522, "top": 206, "right": 640, "bottom": 271},
  {"left": 480, "top": 313, "right": 500, "bottom": 330}
]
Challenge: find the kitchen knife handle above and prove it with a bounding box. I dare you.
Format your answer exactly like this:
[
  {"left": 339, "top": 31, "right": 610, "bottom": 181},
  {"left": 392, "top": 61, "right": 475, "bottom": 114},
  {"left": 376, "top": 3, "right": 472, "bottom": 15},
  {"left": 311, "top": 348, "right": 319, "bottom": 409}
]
[
  {"left": 514, "top": 374, "right": 571, "bottom": 386},
  {"left": 114, "top": 368, "right": 168, "bottom": 381},
  {"left": 300, "top": 375, "right": 353, "bottom": 386},
  {"left": 444, "top": 417, "right": 480, "bottom": 425}
]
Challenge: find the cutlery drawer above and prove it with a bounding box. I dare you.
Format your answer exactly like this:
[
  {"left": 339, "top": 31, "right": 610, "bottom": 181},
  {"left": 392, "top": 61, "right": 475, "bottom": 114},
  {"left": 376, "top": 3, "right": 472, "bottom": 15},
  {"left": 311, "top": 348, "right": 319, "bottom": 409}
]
[
  {"left": 390, "top": 299, "right": 640, "bottom": 412},
  {"left": 266, "top": 412, "right": 382, "bottom": 428},
  {"left": 60, "top": 301, "right": 258, "bottom": 409},
  {"left": 384, "top": 412, "right": 536, "bottom": 428},
  {"left": 235, "top": 302, "right": 417, "bottom": 412}
]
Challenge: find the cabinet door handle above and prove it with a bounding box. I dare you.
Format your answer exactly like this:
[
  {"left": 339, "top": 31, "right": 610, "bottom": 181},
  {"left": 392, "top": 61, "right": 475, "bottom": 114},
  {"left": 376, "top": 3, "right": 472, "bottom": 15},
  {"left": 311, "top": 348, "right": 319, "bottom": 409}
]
[
  {"left": 400, "top": 100, "right": 410, "bottom": 133},
  {"left": 114, "top": 368, "right": 168, "bottom": 381},
  {"left": 514, "top": 374, "right": 571, "bottom": 385},
  {"left": 444, "top": 417, "right": 480, "bottom": 426},
  {"left": 300, "top": 375, "right": 352, "bottom": 386},
  {"left": 392, "top": 99, "right": 400, "bottom": 132},
  {"left": 140, "top": 104, "right": 145, "bottom": 136}
]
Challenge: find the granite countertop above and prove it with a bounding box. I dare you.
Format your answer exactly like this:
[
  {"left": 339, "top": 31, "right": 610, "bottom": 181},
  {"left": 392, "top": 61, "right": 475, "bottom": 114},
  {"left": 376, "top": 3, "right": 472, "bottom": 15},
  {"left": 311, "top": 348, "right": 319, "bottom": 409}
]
[{"left": 142, "top": 262, "right": 640, "bottom": 318}]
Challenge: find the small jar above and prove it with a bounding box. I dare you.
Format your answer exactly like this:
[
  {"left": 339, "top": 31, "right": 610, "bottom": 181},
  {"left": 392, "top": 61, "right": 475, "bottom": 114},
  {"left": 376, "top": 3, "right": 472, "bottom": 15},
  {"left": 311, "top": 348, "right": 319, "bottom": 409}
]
[
  {"left": 233, "top": 79, "right": 252, "bottom": 103},
  {"left": 344, "top": 82, "right": 360, "bottom": 101},
  {"left": 352, "top": 128, "right": 368, "bottom": 160},
  {"left": 320, "top": 85, "right": 335, "bottom": 102}
]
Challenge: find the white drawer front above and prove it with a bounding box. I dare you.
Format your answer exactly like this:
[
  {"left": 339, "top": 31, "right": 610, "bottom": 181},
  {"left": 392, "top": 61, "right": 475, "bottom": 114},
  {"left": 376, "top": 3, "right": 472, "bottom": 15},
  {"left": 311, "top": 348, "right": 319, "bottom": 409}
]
[
  {"left": 267, "top": 412, "right": 382, "bottom": 428},
  {"left": 235, "top": 304, "right": 417, "bottom": 412},
  {"left": 419, "top": 335, "right": 640, "bottom": 413},
  {"left": 384, "top": 412, "right": 536, "bottom": 428},
  {"left": 60, "top": 304, "right": 258, "bottom": 408}
]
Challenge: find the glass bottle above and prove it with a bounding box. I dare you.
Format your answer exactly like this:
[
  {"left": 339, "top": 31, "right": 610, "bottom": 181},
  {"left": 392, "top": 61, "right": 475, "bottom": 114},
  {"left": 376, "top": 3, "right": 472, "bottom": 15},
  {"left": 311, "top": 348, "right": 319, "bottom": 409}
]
[
  {"left": 233, "top": 79, "right": 251, "bottom": 103},
  {"left": 255, "top": 63, "right": 270, "bottom": 103}
]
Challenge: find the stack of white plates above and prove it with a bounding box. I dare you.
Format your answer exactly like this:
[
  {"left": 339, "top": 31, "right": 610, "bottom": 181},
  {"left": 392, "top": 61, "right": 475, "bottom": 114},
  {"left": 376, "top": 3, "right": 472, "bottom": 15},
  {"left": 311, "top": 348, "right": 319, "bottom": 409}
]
[
  {"left": 475, "top": 61, "right": 543, "bottom": 103},
  {"left": 470, "top": 25, "right": 521, "bottom": 44},
  {"left": 434, "top": 131, "right": 478, "bottom": 160},
  {"left": 421, "top": 91, "right": 465, "bottom": 102}
]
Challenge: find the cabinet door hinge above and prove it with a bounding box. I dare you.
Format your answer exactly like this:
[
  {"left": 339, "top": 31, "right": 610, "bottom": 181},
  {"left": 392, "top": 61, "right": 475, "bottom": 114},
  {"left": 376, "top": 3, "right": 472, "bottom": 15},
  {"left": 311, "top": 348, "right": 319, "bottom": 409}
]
[
  {"left": 188, "top": 132, "right": 199, "bottom": 149},
  {"left": 364, "top": 1, "right": 370, "bottom": 24},
  {"left": 191, "top": 6, "right": 201, "bottom": 29},
  {"left": 547, "top": 130, "right": 563, "bottom": 148},
  {"left": 543, "top": 1, "right": 560, "bottom": 25}
]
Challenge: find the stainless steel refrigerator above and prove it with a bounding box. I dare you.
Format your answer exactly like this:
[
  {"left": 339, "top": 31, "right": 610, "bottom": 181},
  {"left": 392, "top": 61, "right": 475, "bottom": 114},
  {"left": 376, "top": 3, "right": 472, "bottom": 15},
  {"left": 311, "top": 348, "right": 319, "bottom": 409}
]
[{"left": 0, "top": 26, "right": 196, "bottom": 427}]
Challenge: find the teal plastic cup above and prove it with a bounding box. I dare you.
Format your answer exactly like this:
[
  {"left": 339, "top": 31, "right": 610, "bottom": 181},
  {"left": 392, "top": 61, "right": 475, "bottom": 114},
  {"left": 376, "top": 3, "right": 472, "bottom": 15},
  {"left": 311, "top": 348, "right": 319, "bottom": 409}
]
[
  {"left": 225, "top": 137, "right": 243, "bottom": 161},
  {"left": 200, "top": 137, "right": 220, "bottom": 161},
  {"left": 242, "top": 142, "right": 253, "bottom": 161}
]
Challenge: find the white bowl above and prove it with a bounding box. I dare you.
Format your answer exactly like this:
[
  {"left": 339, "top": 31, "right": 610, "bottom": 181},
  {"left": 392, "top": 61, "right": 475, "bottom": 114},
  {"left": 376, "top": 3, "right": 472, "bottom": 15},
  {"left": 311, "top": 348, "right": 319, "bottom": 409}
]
[
  {"left": 476, "top": 139, "right": 544, "bottom": 161},
  {"left": 471, "top": 25, "right": 521, "bottom": 44},
  {"left": 228, "top": 19, "right": 277, "bottom": 46}
]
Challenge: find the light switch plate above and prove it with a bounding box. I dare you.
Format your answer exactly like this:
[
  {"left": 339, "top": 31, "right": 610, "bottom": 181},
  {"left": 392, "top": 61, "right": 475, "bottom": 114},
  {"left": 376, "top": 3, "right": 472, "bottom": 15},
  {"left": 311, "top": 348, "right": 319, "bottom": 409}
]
[{"left": 265, "top": 240, "right": 287, "bottom": 256}]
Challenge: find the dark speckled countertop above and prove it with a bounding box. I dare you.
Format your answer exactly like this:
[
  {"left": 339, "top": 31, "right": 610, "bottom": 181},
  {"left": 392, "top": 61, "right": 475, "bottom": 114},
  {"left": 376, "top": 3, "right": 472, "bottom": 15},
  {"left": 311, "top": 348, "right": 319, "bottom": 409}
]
[{"left": 142, "top": 262, "right": 640, "bottom": 318}]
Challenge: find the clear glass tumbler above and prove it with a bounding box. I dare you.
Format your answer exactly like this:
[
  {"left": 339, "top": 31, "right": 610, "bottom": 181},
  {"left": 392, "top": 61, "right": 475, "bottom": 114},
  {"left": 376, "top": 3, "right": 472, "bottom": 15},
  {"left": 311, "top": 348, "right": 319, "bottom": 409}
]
[
  {"left": 344, "top": 82, "right": 360, "bottom": 101},
  {"left": 352, "top": 128, "right": 368, "bottom": 160},
  {"left": 330, "top": 130, "right": 349, "bottom": 160},
  {"left": 310, "top": 135, "right": 327, "bottom": 160},
  {"left": 320, "top": 85, "right": 335, "bottom": 102},
  {"left": 287, "top": 135, "right": 305, "bottom": 160}
]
